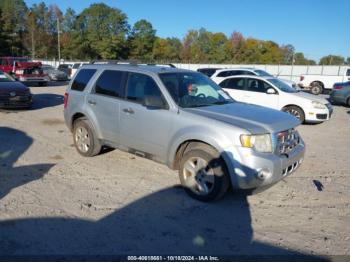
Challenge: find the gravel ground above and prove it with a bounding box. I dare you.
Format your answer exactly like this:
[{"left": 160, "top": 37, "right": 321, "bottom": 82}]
[{"left": 0, "top": 84, "right": 349, "bottom": 257}]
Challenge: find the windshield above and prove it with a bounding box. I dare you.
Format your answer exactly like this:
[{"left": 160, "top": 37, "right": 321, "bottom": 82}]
[
  {"left": 267, "top": 78, "right": 298, "bottom": 93},
  {"left": 254, "top": 70, "right": 273, "bottom": 77},
  {"left": 159, "top": 72, "right": 234, "bottom": 108},
  {"left": 0, "top": 71, "right": 15, "bottom": 82}
]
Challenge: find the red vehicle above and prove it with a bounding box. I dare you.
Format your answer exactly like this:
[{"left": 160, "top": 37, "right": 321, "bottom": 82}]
[{"left": 0, "top": 57, "right": 49, "bottom": 86}]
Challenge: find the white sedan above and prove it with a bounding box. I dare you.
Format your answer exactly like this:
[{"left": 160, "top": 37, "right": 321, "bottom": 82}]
[{"left": 218, "top": 75, "right": 333, "bottom": 123}]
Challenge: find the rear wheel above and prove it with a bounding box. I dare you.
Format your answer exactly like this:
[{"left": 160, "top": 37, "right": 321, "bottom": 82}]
[
  {"left": 347, "top": 97, "right": 350, "bottom": 107},
  {"left": 179, "top": 144, "right": 230, "bottom": 201},
  {"left": 73, "top": 118, "right": 101, "bottom": 157},
  {"left": 310, "top": 82, "right": 323, "bottom": 95},
  {"left": 283, "top": 106, "right": 305, "bottom": 123}
]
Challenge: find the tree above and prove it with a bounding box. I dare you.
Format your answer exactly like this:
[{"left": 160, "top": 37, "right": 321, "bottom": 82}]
[
  {"left": 0, "top": 0, "right": 28, "bottom": 56},
  {"left": 347, "top": 57, "right": 350, "bottom": 65},
  {"left": 128, "top": 19, "right": 156, "bottom": 61},
  {"left": 281, "top": 44, "right": 295, "bottom": 64},
  {"left": 152, "top": 37, "right": 182, "bottom": 62},
  {"left": 293, "top": 52, "right": 315, "bottom": 65},
  {"left": 319, "top": 55, "right": 345, "bottom": 65},
  {"left": 75, "top": 3, "right": 129, "bottom": 59}
]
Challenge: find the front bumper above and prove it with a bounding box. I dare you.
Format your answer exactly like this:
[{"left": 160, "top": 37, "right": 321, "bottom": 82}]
[
  {"left": 304, "top": 105, "right": 333, "bottom": 122},
  {"left": 223, "top": 142, "right": 305, "bottom": 190},
  {"left": 0, "top": 94, "right": 32, "bottom": 109},
  {"left": 19, "top": 76, "right": 49, "bottom": 82}
]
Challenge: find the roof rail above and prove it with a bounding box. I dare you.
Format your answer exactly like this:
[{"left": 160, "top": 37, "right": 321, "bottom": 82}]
[{"left": 89, "top": 60, "right": 139, "bottom": 65}]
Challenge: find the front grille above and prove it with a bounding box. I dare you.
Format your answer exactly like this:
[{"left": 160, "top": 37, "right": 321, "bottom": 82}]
[
  {"left": 316, "top": 114, "right": 327, "bottom": 120},
  {"left": 277, "top": 128, "right": 300, "bottom": 155},
  {"left": 0, "top": 93, "right": 32, "bottom": 107}
]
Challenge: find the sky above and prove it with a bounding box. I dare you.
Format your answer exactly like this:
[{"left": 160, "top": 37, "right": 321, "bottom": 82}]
[{"left": 24, "top": 0, "right": 350, "bottom": 62}]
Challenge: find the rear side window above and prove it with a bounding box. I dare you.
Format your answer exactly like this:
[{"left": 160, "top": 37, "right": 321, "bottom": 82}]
[
  {"left": 71, "top": 69, "right": 96, "bottom": 91},
  {"left": 217, "top": 70, "right": 240, "bottom": 77},
  {"left": 346, "top": 69, "right": 350, "bottom": 76},
  {"left": 73, "top": 63, "right": 81, "bottom": 69},
  {"left": 95, "top": 70, "right": 125, "bottom": 97},
  {"left": 220, "top": 78, "right": 245, "bottom": 90}
]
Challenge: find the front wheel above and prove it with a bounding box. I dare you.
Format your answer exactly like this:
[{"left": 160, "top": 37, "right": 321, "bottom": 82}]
[
  {"left": 282, "top": 106, "right": 305, "bottom": 123},
  {"left": 179, "top": 145, "right": 230, "bottom": 201}
]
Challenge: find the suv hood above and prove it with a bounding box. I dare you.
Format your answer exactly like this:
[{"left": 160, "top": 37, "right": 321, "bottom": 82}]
[
  {"left": 183, "top": 102, "right": 300, "bottom": 134},
  {"left": 291, "top": 91, "right": 328, "bottom": 104}
]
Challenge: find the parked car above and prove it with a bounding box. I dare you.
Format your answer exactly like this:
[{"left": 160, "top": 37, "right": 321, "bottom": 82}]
[
  {"left": 197, "top": 68, "right": 221, "bottom": 77},
  {"left": 0, "top": 57, "right": 49, "bottom": 86},
  {"left": 42, "top": 65, "right": 68, "bottom": 81},
  {"left": 64, "top": 63, "right": 305, "bottom": 201},
  {"left": 71, "top": 63, "right": 85, "bottom": 78},
  {"left": 0, "top": 70, "right": 32, "bottom": 109},
  {"left": 218, "top": 75, "right": 332, "bottom": 123},
  {"left": 57, "top": 64, "right": 73, "bottom": 78},
  {"left": 329, "top": 81, "right": 350, "bottom": 106},
  {"left": 210, "top": 68, "right": 297, "bottom": 89},
  {"left": 299, "top": 68, "right": 350, "bottom": 95}
]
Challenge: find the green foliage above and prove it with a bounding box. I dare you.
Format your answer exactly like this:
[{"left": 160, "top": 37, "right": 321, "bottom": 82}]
[
  {"left": 152, "top": 37, "right": 182, "bottom": 61},
  {"left": 129, "top": 19, "right": 156, "bottom": 61},
  {"left": 74, "top": 3, "right": 129, "bottom": 60},
  {"left": 0, "top": 0, "right": 28, "bottom": 56},
  {"left": 319, "top": 55, "right": 345, "bottom": 65},
  {"left": 0, "top": 1, "right": 343, "bottom": 64}
]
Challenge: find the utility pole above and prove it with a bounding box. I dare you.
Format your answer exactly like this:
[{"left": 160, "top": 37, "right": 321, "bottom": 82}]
[
  {"left": 28, "top": 11, "right": 35, "bottom": 59},
  {"left": 291, "top": 52, "right": 295, "bottom": 80},
  {"left": 57, "top": 17, "right": 61, "bottom": 64}
]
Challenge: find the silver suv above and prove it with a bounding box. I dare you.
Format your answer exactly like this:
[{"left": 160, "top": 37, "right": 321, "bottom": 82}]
[{"left": 64, "top": 62, "right": 305, "bottom": 201}]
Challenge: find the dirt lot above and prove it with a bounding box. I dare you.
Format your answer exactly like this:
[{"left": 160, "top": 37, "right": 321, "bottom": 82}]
[{"left": 0, "top": 83, "right": 349, "bottom": 257}]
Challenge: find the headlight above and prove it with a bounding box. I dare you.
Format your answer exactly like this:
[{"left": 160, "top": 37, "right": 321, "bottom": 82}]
[
  {"left": 312, "top": 101, "right": 326, "bottom": 109},
  {"left": 240, "top": 134, "right": 273, "bottom": 153}
]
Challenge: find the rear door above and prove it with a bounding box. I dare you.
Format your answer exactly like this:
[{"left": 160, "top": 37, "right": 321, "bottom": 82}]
[
  {"left": 118, "top": 72, "right": 172, "bottom": 161},
  {"left": 86, "top": 69, "right": 127, "bottom": 142},
  {"left": 219, "top": 77, "right": 246, "bottom": 101}
]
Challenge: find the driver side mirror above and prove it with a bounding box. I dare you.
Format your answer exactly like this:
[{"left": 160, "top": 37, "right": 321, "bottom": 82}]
[
  {"left": 266, "top": 88, "right": 277, "bottom": 94},
  {"left": 143, "top": 95, "right": 168, "bottom": 109}
]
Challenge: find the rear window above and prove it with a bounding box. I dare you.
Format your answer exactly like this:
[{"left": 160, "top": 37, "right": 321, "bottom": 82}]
[
  {"left": 95, "top": 70, "right": 125, "bottom": 98},
  {"left": 71, "top": 69, "right": 96, "bottom": 91}
]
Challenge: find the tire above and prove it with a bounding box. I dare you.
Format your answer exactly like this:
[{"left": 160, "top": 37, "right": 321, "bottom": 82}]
[
  {"left": 347, "top": 97, "right": 350, "bottom": 107},
  {"left": 310, "top": 82, "right": 323, "bottom": 95},
  {"left": 73, "top": 117, "right": 101, "bottom": 157},
  {"left": 179, "top": 144, "right": 230, "bottom": 201},
  {"left": 283, "top": 106, "right": 305, "bottom": 123}
]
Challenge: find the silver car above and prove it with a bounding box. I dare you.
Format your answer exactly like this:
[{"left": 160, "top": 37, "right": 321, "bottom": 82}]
[
  {"left": 64, "top": 63, "right": 305, "bottom": 201},
  {"left": 42, "top": 65, "right": 68, "bottom": 81}
]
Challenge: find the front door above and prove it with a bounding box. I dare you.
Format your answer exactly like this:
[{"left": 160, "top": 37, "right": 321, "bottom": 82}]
[
  {"left": 242, "top": 78, "right": 279, "bottom": 110},
  {"left": 119, "top": 72, "right": 172, "bottom": 161}
]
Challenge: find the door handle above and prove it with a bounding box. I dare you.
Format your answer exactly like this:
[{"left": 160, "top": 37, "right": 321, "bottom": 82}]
[
  {"left": 88, "top": 100, "right": 96, "bottom": 105},
  {"left": 122, "top": 108, "right": 134, "bottom": 114}
]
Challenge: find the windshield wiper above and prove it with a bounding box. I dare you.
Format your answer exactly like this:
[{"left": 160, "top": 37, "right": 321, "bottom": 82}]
[{"left": 212, "top": 100, "right": 233, "bottom": 105}]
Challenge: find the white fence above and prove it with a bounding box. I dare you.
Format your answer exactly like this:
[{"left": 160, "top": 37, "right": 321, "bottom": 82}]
[{"left": 36, "top": 59, "right": 348, "bottom": 83}]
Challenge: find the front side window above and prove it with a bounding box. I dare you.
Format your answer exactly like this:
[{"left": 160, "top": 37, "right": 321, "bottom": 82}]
[
  {"left": 246, "top": 79, "right": 272, "bottom": 93},
  {"left": 346, "top": 69, "right": 350, "bottom": 76},
  {"left": 71, "top": 69, "right": 96, "bottom": 91},
  {"left": 95, "top": 70, "right": 125, "bottom": 97},
  {"left": 126, "top": 73, "right": 163, "bottom": 104},
  {"left": 159, "top": 72, "right": 234, "bottom": 108}
]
